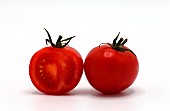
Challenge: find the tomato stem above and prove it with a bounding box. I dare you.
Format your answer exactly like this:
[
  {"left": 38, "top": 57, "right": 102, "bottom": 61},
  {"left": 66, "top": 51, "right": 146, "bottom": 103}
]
[
  {"left": 44, "top": 28, "right": 75, "bottom": 48},
  {"left": 113, "top": 32, "right": 120, "bottom": 45},
  {"left": 99, "top": 32, "right": 136, "bottom": 56},
  {"left": 121, "top": 38, "right": 128, "bottom": 46},
  {"left": 44, "top": 28, "right": 56, "bottom": 47}
]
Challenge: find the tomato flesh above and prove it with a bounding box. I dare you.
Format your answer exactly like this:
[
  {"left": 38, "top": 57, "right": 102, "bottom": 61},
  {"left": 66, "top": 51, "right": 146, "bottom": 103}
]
[
  {"left": 84, "top": 45, "right": 139, "bottom": 94},
  {"left": 29, "top": 46, "right": 83, "bottom": 95}
]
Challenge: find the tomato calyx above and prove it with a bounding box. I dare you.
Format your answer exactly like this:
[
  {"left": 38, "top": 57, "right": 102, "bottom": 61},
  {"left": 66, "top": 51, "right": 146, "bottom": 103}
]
[
  {"left": 99, "top": 32, "right": 136, "bottom": 56},
  {"left": 44, "top": 28, "right": 75, "bottom": 48}
]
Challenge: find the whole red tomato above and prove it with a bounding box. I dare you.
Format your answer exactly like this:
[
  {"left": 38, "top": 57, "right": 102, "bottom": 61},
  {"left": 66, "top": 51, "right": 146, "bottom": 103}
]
[
  {"left": 84, "top": 32, "right": 139, "bottom": 94},
  {"left": 29, "top": 28, "right": 83, "bottom": 95}
]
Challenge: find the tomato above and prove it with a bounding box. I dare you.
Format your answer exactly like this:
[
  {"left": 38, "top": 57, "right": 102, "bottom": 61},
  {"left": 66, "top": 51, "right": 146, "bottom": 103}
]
[
  {"left": 29, "top": 28, "right": 83, "bottom": 95},
  {"left": 84, "top": 32, "right": 139, "bottom": 94}
]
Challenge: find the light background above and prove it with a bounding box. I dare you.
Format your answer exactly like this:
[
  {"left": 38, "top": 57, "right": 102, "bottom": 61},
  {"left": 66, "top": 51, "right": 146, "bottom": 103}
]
[{"left": 0, "top": 0, "right": 170, "bottom": 111}]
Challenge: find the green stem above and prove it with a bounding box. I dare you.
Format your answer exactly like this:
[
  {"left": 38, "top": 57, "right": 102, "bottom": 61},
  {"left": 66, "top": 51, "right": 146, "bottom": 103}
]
[
  {"left": 100, "top": 32, "right": 136, "bottom": 56},
  {"left": 44, "top": 28, "right": 75, "bottom": 48}
]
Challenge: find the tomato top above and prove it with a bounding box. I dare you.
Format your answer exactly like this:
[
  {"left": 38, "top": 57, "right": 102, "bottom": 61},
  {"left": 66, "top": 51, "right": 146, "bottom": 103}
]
[
  {"left": 44, "top": 28, "right": 75, "bottom": 48},
  {"left": 99, "top": 32, "right": 136, "bottom": 56}
]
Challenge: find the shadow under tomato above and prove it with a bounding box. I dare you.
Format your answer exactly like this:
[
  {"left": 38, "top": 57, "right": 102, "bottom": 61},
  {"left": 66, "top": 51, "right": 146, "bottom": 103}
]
[
  {"left": 92, "top": 88, "right": 135, "bottom": 98},
  {"left": 70, "top": 87, "right": 145, "bottom": 98},
  {"left": 24, "top": 89, "right": 77, "bottom": 96},
  {"left": 24, "top": 86, "right": 144, "bottom": 97},
  {"left": 94, "top": 87, "right": 145, "bottom": 98}
]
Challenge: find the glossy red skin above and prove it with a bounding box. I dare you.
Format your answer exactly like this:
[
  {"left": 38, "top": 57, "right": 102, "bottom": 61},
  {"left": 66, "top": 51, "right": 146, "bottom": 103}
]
[
  {"left": 29, "top": 46, "right": 83, "bottom": 95},
  {"left": 84, "top": 45, "right": 139, "bottom": 94}
]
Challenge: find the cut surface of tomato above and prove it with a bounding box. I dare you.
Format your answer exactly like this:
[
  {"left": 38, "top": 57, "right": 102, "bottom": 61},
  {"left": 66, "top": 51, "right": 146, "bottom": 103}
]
[{"left": 29, "top": 47, "right": 83, "bottom": 95}]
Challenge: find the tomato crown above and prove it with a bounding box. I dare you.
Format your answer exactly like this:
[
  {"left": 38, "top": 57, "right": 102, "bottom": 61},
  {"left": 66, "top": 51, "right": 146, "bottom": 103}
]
[
  {"left": 44, "top": 28, "right": 75, "bottom": 48},
  {"left": 99, "top": 32, "right": 136, "bottom": 56}
]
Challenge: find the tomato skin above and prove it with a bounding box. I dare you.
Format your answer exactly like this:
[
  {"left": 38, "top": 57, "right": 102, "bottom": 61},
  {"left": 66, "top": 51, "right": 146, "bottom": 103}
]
[
  {"left": 29, "top": 46, "right": 83, "bottom": 95},
  {"left": 84, "top": 45, "right": 139, "bottom": 94}
]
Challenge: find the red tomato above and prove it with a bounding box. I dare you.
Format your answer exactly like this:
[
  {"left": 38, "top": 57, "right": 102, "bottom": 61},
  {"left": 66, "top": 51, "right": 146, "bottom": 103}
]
[
  {"left": 29, "top": 29, "right": 83, "bottom": 95},
  {"left": 84, "top": 32, "right": 139, "bottom": 94}
]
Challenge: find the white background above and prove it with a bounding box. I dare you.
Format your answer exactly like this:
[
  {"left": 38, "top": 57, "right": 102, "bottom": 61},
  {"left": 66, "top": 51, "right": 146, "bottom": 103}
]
[{"left": 0, "top": 0, "right": 170, "bottom": 111}]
